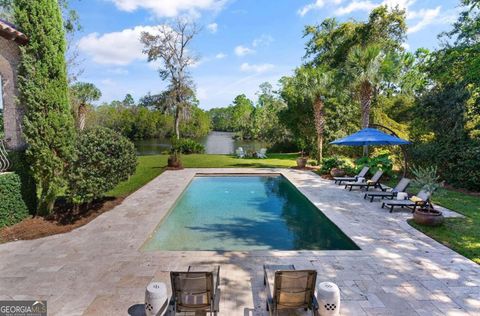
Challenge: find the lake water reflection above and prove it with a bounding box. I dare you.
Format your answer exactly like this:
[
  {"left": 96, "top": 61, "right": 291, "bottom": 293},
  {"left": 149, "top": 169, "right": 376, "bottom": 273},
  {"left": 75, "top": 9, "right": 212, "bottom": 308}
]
[{"left": 134, "top": 131, "right": 267, "bottom": 155}]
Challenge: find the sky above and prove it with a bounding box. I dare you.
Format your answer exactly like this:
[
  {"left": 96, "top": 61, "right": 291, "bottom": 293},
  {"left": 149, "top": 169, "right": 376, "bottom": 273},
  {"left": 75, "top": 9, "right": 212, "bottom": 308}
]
[{"left": 72, "top": 0, "right": 460, "bottom": 109}]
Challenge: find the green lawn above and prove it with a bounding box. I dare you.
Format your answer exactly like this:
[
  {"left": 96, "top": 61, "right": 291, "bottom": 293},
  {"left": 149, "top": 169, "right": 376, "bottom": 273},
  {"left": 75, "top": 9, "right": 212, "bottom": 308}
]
[
  {"left": 408, "top": 187, "right": 480, "bottom": 264},
  {"left": 107, "top": 153, "right": 299, "bottom": 197}
]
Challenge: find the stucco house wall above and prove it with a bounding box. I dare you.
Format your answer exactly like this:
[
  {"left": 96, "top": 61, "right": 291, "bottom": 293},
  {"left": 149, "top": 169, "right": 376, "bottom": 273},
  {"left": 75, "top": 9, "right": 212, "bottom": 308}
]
[{"left": 0, "top": 35, "right": 24, "bottom": 150}]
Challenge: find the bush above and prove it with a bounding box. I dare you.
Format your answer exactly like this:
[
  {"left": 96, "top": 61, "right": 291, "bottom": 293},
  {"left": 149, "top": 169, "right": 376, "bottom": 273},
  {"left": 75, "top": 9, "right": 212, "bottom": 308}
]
[
  {"left": 355, "top": 153, "right": 393, "bottom": 177},
  {"left": 0, "top": 172, "right": 29, "bottom": 227},
  {"left": 67, "top": 127, "right": 137, "bottom": 204},
  {"left": 410, "top": 140, "right": 480, "bottom": 191},
  {"left": 8, "top": 151, "right": 37, "bottom": 213},
  {"left": 320, "top": 156, "right": 355, "bottom": 175},
  {"left": 171, "top": 138, "right": 205, "bottom": 154}
]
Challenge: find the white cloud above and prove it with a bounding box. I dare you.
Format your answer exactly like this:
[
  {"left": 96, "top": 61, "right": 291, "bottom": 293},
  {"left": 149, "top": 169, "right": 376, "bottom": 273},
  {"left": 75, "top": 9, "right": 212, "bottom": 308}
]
[
  {"left": 401, "top": 42, "right": 410, "bottom": 50},
  {"left": 101, "top": 78, "right": 115, "bottom": 85},
  {"left": 234, "top": 45, "right": 255, "bottom": 56},
  {"left": 79, "top": 25, "right": 161, "bottom": 65},
  {"left": 207, "top": 22, "right": 218, "bottom": 33},
  {"left": 240, "top": 62, "right": 275, "bottom": 73},
  {"left": 108, "top": 68, "right": 129, "bottom": 75},
  {"left": 108, "top": 0, "right": 227, "bottom": 18},
  {"left": 215, "top": 52, "right": 227, "bottom": 59},
  {"left": 407, "top": 6, "right": 441, "bottom": 33},
  {"left": 298, "top": 0, "right": 343, "bottom": 16},
  {"left": 334, "top": 1, "right": 376, "bottom": 15},
  {"left": 252, "top": 34, "right": 274, "bottom": 47},
  {"left": 331, "top": 1, "right": 446, "bottom": 34}
]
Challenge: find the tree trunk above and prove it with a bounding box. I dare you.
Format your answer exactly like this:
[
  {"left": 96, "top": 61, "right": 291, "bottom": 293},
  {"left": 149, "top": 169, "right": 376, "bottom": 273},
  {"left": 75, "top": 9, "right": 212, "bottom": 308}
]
[
  {"left": 360, "top": 81, "right": 372, "bottom": 128},
  {"left": 360, "top": 81, "right": 373, "bottom": 156},
  {"left": 77, "top": 103, "right": 87, "bottom": 131},
  {"left": 313, "top": 97, "right": 326, "bottom": 163},
  {"left": 174, "top": 106, "right": 180, "bottom": 139}
]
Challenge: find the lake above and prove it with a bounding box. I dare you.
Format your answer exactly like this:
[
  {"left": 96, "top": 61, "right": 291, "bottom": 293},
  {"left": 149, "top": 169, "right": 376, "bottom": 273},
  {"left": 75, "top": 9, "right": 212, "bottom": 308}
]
[{"left": 134, "top": 131, "right": 268, "bottom": 155}]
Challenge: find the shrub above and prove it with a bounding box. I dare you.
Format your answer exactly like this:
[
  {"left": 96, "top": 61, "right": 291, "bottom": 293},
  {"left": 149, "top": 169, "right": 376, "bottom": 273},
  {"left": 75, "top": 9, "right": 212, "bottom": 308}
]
[
  {"left": 320, "top": 156, "right": 355, "bottom": 175},
  {"left": 171, "top": 138, "right": 205, "bottom": 154},
  {"left": 8, "top": 151, "right": 37, "bottom": 213},
  {"left": 410, "top": 140, "right": 480, "bottom": 191},
  {"left": 67, "top": 127, "right": 137, "bottom": 204},
  {"left": 0, "top": 172, "right": 29, "bottom": 227},
  {"left": 355, "top": 153, "right": 393, "bottom": 177}
]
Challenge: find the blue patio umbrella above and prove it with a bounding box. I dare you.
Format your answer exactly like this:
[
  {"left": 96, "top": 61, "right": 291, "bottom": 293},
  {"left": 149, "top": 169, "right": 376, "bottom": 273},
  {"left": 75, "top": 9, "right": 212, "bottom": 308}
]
[
  {"left": 330, "top": 128, "right": 411, "bottom": 146},
  {"left": 330, "top": 127, "right": 411, "bottom": 176}
]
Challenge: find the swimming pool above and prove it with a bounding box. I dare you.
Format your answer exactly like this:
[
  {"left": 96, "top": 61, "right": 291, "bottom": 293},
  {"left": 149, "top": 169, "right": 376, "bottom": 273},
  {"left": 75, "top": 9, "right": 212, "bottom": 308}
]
[{"left": 143, "top": 174, "right": 359, "bottom": 251}]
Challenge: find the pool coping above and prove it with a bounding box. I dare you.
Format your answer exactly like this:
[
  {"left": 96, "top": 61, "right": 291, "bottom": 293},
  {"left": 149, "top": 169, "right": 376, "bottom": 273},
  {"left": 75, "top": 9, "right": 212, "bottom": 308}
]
[{"left": 1, "top": 168, "right": 478, "bottom": 315}]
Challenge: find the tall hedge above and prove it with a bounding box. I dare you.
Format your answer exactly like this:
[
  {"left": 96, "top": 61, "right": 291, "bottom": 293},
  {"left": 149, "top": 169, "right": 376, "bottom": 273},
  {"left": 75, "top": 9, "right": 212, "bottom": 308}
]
[
  {"left": 0, "top": 172, "right": 29, "bottom": 228},
  {"left": 14, "top": 0, "right": 76, "bottom": 215},
  {"left": 8, "top": 151, "right": 37, "bottom": 213}
]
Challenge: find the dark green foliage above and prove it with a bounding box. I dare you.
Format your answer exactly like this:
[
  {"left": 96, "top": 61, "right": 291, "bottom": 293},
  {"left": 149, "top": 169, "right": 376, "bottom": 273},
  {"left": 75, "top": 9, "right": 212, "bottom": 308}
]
[
  {"left": 171, "top": 138, "right": 205, "bottom": 154},
  {"left": 319, "top": 156, "right": 355, "bottom": 175},
  {"left": 66, "top": 127, "right": 137, "bottom": 204},
  {"left": 8, "top": 151, "right": 37, "bottom": 213},
  {"left": 14, "top": 0, "right": 76, "bottom": 215},
  {"left": 88, "top": 100, "right": 210, "bottom": 140},
  {"left": 0, "top": 172, "right": 29, "bottom": 227},
  {"left": 180, "top": 107, "right": 212, "bottom": 138},
  {"left": 355, "top": 153, "right": 393, "bottom": 177}
]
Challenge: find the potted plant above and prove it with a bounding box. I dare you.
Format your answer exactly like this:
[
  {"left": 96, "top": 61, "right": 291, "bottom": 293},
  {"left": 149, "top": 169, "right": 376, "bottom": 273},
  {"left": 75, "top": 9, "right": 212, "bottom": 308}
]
[
  {"left": 411, "top": 165, "right": 444, "bottom": 226},
  {"left": 330, "top": 167, "right": 346, "bottom": 177},
  {"left": 296, "top": 139, "right": 308, "bottom": 168},
  {"left": 167, "top": 150, "right": 182, "bottom": 169},
  {"left": 168, "top": 140, "right": 183, "bottom": 169}
]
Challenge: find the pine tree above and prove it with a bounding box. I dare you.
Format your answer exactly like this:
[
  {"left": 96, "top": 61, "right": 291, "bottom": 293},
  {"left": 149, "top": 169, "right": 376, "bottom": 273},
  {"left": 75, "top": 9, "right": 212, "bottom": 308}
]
[{"left": 14, "top": 0, "right": 76, "bottom": 215}]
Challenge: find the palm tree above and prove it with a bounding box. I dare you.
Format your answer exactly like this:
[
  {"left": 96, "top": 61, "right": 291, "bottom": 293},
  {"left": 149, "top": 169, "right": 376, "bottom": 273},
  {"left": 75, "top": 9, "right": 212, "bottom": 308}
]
[
  {"left": 346, "top": 44, "right": 385, "bottom": 129},
  {"left": 293, "top": 66, "right": 334, "bottom": 163}
]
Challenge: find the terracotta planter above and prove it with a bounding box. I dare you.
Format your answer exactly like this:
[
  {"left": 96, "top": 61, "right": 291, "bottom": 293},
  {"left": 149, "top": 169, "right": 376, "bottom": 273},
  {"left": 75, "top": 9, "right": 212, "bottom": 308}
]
[
  {"left": 167, "top": 155, "right": 182, "bottom": 169},
  {"left": 330, "top": 168, "right": 346, "bottom": 177},
  {"left": 413, "top": 208, "right": 444, "bottom": 226},
  {"left": 296, "top": 157, "right": 308, "bottom": 168}
]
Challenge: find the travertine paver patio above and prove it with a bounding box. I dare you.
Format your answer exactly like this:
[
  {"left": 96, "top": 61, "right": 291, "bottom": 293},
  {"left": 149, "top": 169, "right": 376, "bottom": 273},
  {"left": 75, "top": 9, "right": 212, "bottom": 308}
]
[{"left": 0, "top": 168, "right": 479, "bottom": 316}]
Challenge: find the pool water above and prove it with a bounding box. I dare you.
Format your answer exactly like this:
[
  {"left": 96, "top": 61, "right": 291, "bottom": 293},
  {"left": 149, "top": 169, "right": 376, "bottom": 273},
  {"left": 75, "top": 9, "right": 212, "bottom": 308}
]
[{"left": 142, "top": 175, "right": 359, "bottom": 251}]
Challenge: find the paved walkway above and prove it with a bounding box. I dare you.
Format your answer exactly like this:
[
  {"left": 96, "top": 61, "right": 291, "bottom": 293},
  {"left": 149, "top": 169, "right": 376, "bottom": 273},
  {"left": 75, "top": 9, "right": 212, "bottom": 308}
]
[{"left": 0, "top": 169, "right": 478, "bottom": 315}]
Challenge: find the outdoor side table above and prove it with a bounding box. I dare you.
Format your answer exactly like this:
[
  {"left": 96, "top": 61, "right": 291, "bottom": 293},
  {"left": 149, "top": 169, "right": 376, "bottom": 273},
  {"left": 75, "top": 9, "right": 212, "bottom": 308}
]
[
  {"left": 145, "top": 282, "right": 168, "bottom": 316},
  {"left": 317, "top": 281, "right": 340, "bottom": 316}
]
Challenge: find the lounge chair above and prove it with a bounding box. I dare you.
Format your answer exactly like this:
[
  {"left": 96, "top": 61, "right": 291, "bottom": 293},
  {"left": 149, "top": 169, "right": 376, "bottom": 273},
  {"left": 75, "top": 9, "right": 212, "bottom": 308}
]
[
  {"left": 333, "top": 166, "right": 369, "bottom": 185},
  {"left": 363, "top": 178, "right": 411, "bottom": 202},
  {"left": 263, "top": 264, "right": 318, "bottom": 316},
  {"left": 344, "top": 170, "right": 384, "bottom": 191},
  {"left": 235, "top": 147, "right": 245, "bottom": 158},
  {"left": 170, "top": 265, "right": 220, "bottom": 315},
  {"left": 381, "top": 189, "right": 431, "bottom": 213},
  {"left": 257, "top": 148, "right": 267, "bottom": 158}
]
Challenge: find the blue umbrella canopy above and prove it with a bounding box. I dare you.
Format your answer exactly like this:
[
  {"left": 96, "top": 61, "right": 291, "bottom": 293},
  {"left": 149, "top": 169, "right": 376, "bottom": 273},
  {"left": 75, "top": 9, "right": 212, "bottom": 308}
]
[{"left": 330, "top": 128, "right": 411, "bottom": 146}]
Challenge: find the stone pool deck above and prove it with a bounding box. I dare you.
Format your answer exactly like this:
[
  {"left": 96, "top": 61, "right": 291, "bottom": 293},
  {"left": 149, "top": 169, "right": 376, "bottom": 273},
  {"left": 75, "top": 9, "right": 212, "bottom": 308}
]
[{"left": 0, "top": 168, "right": 478, "bottom": 315}]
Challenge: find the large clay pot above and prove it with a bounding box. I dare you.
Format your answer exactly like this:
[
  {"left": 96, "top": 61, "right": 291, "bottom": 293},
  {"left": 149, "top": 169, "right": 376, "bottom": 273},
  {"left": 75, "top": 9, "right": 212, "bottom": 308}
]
[
  {"left": 330, "top": 168, "right": 346, "bottom": 177},
  {"left": 296, "top": 157, "right": 308, "bottom": 168},
  {"left": 413, "top": 208, "right": 444, "bottom": 226},
  {"left": 167, "top": 155, "right": 182, "bottom": 169}
]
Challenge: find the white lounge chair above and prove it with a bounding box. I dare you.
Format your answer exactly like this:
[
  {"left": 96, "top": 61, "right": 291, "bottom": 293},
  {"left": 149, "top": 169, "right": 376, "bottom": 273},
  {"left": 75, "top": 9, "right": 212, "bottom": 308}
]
[
  {"left": 235, "top": 147, "right": 245, "bottom": 158},
  {"left": 257, "top": 148, "right": 267, "bottom": 159}
]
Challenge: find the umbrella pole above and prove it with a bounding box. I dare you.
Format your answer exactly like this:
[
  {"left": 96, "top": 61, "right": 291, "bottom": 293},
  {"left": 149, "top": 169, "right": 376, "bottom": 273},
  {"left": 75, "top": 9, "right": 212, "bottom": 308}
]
[{"left": 370, "top": 124, "right": 409, "bottom": 177}]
